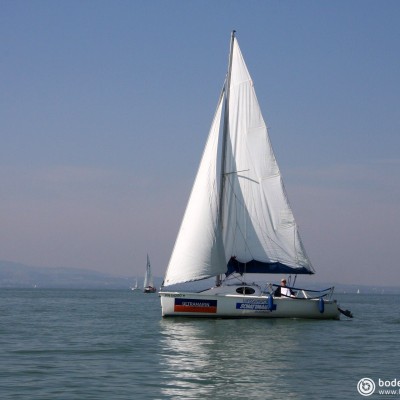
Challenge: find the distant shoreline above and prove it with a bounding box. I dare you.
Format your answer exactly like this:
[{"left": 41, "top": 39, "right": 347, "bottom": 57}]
[{"left": 1, "top": 260, "right": 399, "bottom": 293}]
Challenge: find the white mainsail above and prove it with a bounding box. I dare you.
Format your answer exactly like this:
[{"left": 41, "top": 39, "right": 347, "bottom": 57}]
[
  {"left": 222, "top": 39, "right": 313, "bottom": 273},
  {"left": 163, "top": 35, "right": 313, "bottom": 287}
]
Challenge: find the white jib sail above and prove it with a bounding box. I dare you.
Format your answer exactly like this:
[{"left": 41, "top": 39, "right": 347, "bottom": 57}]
[
  {"left": 163, "top": 96, "right": 227, "bottom": 286},
  {"left": 222, "top": 39, "right": 312, "bottom": 272}
]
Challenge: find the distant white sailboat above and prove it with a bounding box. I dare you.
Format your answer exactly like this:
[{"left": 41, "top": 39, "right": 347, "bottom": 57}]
[
  {"left": 144, "top": 255, "right": 156, "bottom": 293},
  {"left": 160, "top": 32, "right": 352, "bottom": 319},
  {"left": 131, "top": 277, "right": 140, "bottom": 291}
]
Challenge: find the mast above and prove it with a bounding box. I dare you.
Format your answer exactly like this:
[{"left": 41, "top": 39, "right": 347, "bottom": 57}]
[{"left": 216, "top": 30, "right": 235, "bottom": 286}]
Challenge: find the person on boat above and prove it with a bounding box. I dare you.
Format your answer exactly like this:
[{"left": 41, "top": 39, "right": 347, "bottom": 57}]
[{"left": 274, "top": 279, "right": 295, "bottom": 297}]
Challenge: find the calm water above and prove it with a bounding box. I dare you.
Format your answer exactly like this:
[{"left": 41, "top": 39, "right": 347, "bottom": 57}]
[{"left": 0, "top": 289, "right": 399, "bottom": 399}]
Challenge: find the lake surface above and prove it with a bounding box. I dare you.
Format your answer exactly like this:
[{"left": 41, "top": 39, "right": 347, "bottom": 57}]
[{"left": 0, "top": 289, "right": 399, "bottom": 399}]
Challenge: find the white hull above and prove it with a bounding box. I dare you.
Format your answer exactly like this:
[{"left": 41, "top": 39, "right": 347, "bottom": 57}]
[{"left": 160, "top": 287, "right": 340, "bottom": 320}]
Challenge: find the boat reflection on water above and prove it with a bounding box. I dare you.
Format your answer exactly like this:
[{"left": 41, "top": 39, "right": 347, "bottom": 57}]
[{"left": 158, "top": 318, "right": 301, "bottom": 399}]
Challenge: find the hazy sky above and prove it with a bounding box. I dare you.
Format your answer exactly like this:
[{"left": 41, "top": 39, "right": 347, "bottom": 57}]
[{"left": 1, "top": 1, "right": 399, "bottom": 286}]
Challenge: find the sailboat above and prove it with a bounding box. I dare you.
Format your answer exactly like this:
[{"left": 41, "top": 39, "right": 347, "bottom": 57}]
[
  {"left": 144, "top": 254, "right": 156, "bottom": 293},
  {"left": 131, "top": 277, "right": 140, "bottom": 291},
  {"left": 160, "top": 32, "right": 349, "bottom": 319}
]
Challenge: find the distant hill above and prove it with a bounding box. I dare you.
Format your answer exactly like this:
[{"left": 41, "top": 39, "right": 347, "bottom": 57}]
[
  {"left": 1, "top": 260, "right": 399, "bottom": 293},
  {"left": 0, "top": 260, "right": 162, "bottom": 289}
]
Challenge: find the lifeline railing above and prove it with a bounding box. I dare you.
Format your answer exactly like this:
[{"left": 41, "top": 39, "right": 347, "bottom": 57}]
[{"left": 264, "top": 283, "right": 335, "bottom": 300}]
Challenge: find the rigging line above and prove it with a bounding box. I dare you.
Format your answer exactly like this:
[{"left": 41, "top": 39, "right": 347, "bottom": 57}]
[{"left": 224, "top": 169, "right": 250, "bottom": 175}]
